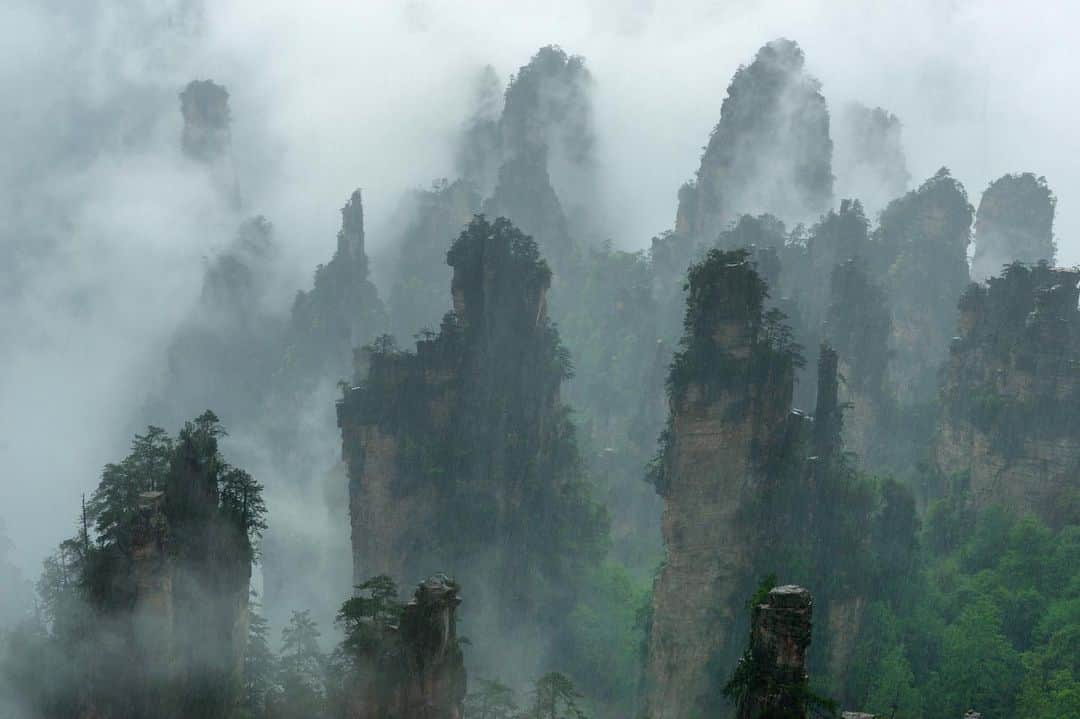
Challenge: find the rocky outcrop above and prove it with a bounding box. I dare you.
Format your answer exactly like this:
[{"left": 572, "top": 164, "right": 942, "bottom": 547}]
[
  {"left": 283, "top": 189, "right": 387, "bottom": 388},
  {"left": 676, "top": 38, "right": 833, "bottom": 242},
  {"left": 397, "top": 576, "right": 467, "bottom": 719},
  {"left": 456, "top": 65, "right": 503, "bottom": 196},
  {"left": 736, "top": 585, "right": 814, "bottom": 719},
  {"left": 498, "top": 45, "right": 597, "bottom": 245},
  {"left": 825, "top": 257, "right": 892, "bottom": 466},
  {"left": 339, "top": 216, "right": 605, "bottom": 673},
  {"left": 388, "top": 179, "right": 482, "bottom": 338},
  {"left": 104, "top": 419, "right": 256, "bottom": 719},
  {"left": 874, "top": 168, "right": 972, "bottom": 404},
  {"left": 936, "top": 262, "right": 1080, "bottom": 527},
  {"left": 644, "top": 249, "right": 879, "bottom": 718},
  {"left": 145, "top": 215, "right": 282, "bottom": 430},
  {"left": 833, "top": 103, "right": 909, "bottom": 212},
  {"left": 166, "top": 417, "right": 253, "bottom": 719},
  {"left": 971, "top": 173, "right": 1056, "bottom": 281},
  {"left": 483, "top": 146, "right": 574, "bottom": 275},
  {"left": 346, "top": 576, "right": 467, "bottom": 719},
  {"left": 644, "top": 250, "right": 808, "bottom": 719},
  {"left": 179, "top": 80, "right": 230, "bottom": 163}
]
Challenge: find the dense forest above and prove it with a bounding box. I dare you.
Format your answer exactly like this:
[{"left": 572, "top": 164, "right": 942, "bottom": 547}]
[{"left": 1, "top": 8, "right": 1078, "bottom": 719}]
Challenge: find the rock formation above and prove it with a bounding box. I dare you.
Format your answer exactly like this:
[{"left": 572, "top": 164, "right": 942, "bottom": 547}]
[
  {"left": 283, "top": 188, "right": 387, "bottom": 389},
  {"left": 733, "top": 585, "right": 814, "bottom": 719},
  {"left": 180, "top": 80, "right": 231, "bottom": 163},
  {"left": 388, "top": 178, "right": 482, "bottom": 338},
  {"left": 643, "top": 249, "right": 806, "bottom": 719},
  {"left": 825, "top": 257, "right": 892, "bottom": 466},
  {"left": 165, "top": 415, "right": 254, "bottom": 719},
  {"left": 456, "top": 65, "right": 503, "bottom": 196},
  {"left": 146, "top": 215, "right": 282, "bottom": 429},
  {"left": 498, "top": 44, "right": 597, "bottom": 244},
  {"left": 676, "top": 38, "right": 833, "bottom": 242},
  {"left": 873, "top": 168, "right": 972, "bottom": 404},
  {"left": 338, "top": 216, "right": 605, "bottom": 672},
  {"left": 644, "top": 248, "right": 883, "bottom": 718},
  {"left": 483, "top": 146, "right": 574, "bottom": 275},
  {"left": 345, "top": 575, "right": 467, "bottom": 719},
  {"left": 971, "top": 173, "right": 1056, "bottom": 281},
  {"left": 83, "top": 415, "right": 258, "bottom": 719},
  {"left": 936, "top": 261, "right": 1080, "bottom": 527},
  {"left": 833, "top": 103, "right": 909, "bottom": 212}
]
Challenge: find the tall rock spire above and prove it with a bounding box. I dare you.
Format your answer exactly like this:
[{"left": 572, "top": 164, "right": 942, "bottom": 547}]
[{"left": 676, "top": 38, "right": 833, "bottom": 242}]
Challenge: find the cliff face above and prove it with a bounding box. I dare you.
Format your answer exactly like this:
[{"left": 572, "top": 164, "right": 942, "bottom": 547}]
[
  {"left": 339, "top": 216, "right": 605, "bottom": 671},
  {"left": 644, "top": 250, "right": 806, "bottom": 719},
  {"left": 936, "top": 262, "right": 1080, "bottom": 527},
  {"left": 676, "top": 38, "right": 833, "bottom": 241},
  {"left": 971, "top": 173, "right": 1056, "bottom": 281}
]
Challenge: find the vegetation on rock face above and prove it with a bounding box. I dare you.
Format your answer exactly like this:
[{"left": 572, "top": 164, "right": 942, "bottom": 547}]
[
  {"left": 938, "top": 261, "right": 1080, "bottom": 526},
  {"left": 7, "top": 27, "right": 1080, "bottom": 719},
  {"left": 665, "top": 247, "right": 803, "bottom": 410},
  {"left": 340, "top": 215, "right": 609, "bottom": 684},
  {"left": 723, "top": 581, "right": 837, "bottom": 719},
  {"left": 2, "top": 412, "right": 265, "bottom": 719}
]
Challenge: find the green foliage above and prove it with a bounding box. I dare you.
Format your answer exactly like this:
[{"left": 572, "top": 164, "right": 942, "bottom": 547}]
[
  {"left": 274, "top": 610, "right": 327, "bottom": 718},
  {"left": 844, "top": 506, "right": 1080, "bottom": 719},
  {"left": 666, "top": 247, "right": 803, "bottom": 408},
  {"left": 1, "top": 412, "right": 266, "bottom": 718},
  {"left": 336, "top": 575, "right": 403, "bottom": 661},
  {"left": 86, "top": 426, "right": 173, "bottom": 550},
  {"left": 722, "top": 581, "right": 838, "bottom": 719},
  {"left": 560, "top": 563, "right": 651, "bottom": 713},
  {"left": 524, "top": 672, "right": 589, "bottom": 719},
  {"left": 341, "top": 215, "right": 609, "bottom": 643},
  {"left": 241, "top": 603, "right": 277, "bottom": 718}
]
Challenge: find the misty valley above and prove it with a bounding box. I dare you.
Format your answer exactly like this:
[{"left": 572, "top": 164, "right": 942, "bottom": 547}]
[{"left": 2, "top": 6, "right": 1080, "bottom": 719}]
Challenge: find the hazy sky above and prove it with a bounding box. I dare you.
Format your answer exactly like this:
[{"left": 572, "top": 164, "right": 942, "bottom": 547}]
[{"left": 2, "top": 0, "right": 1078, "bottom": 575}]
